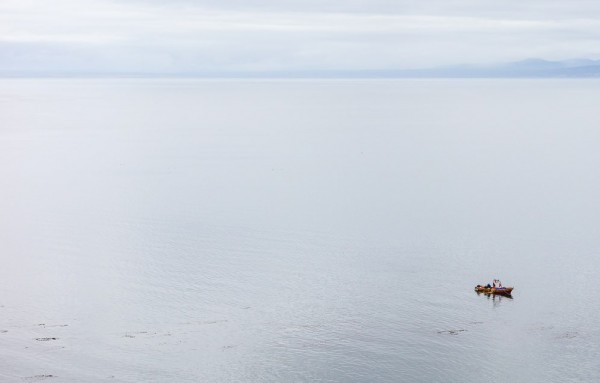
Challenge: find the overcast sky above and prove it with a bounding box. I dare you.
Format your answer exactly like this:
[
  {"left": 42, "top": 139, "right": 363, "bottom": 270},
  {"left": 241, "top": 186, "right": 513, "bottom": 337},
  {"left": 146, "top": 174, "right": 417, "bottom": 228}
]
[{"left": 1, "top": 0, "right": 600, "bottom": 73}]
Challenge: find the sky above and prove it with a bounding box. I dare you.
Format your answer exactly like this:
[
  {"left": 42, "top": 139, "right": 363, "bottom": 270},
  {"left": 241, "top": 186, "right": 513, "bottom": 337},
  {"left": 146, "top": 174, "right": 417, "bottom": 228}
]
[{"left": 1, "top": 0, "right": 600, "bottom": 74}]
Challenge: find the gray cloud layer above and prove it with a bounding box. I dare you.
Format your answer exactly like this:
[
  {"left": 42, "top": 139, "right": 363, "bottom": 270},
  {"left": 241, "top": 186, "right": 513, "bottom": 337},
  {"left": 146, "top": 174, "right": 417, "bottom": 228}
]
[{"left": 1, "top": 0, "right": 599, "bottom": 74}]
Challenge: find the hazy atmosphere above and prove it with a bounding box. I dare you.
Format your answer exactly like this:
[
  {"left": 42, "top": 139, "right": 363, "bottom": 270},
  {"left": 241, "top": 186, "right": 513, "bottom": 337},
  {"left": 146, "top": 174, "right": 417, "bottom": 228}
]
[
  {"left": 2, "top": 1, "right": 600, "bottom": 382},
  {"left": 2, "top": 0, "right": 600, "bottom": 74}
]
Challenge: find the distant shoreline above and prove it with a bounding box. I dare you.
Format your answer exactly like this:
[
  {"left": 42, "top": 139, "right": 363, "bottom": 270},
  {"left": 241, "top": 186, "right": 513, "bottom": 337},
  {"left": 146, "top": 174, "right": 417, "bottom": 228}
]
[
  {"left": 2, "top": 74, "right": 600, "bottom": 79},
  {"left": 3, "top": 59, "right": 600, "bottom": 79}
]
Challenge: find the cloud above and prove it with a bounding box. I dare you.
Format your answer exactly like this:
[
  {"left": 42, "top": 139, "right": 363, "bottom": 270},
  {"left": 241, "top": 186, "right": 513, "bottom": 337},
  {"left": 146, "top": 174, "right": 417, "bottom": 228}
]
[{"left": 1, "top": 0, "right": 599, "bottom": 73}]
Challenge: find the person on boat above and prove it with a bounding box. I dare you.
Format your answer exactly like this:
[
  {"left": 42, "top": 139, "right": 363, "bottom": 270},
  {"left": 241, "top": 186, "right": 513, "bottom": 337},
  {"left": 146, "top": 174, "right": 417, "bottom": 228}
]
[{"left": 486, "top": 283, "right": 491, "bottom": 288}]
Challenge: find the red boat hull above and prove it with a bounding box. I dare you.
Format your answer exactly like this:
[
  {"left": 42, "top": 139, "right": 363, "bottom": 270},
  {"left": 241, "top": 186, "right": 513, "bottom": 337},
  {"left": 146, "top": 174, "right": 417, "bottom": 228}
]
[{"left": 474, "top": 286, "right": 514, "bottom": 296}]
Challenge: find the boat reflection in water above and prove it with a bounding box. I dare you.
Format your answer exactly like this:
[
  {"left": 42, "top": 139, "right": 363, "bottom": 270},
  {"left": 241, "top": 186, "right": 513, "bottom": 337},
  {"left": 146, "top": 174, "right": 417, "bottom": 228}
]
[{"left": 476, "top": 291, "right": 514, "bottom": 301}]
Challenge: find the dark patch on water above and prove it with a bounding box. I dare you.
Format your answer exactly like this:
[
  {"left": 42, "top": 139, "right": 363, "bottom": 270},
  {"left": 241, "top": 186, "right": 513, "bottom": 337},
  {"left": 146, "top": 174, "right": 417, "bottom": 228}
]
[
  {"left": 202, "top": 320, "right": 228, "bottom": 325},
  {"left": 558, "top": 331, "right": 578, "bottom": 339},
  {"left": 437, "top": 329, "right": 467, "bottom": 335},
  {"left": 35, "top": 338, "right": 58, "bottom": 341},
  {"left": 25, "top": 374, "right": 55, "bottom": 381},
  {"left": 179, "top": 319, "right": 229, "bottom": 326}
]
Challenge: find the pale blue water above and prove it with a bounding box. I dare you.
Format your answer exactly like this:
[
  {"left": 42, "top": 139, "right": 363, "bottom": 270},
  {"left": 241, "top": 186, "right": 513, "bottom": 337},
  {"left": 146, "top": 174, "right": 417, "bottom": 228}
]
[{"left": 1, "top": 79, "right": 599, "bottom": 382}]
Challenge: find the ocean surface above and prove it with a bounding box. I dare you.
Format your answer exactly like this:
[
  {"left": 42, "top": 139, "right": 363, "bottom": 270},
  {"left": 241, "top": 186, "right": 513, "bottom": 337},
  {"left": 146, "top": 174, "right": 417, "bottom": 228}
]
[{"left": 1, "top": 79, "right": 599, "bottom": 382}]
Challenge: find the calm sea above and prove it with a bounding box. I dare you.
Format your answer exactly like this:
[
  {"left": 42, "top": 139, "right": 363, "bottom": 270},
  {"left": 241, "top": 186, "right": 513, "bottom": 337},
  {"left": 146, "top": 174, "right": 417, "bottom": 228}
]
[{"left": 1, "top": 79, "right": 599, "bottom": 382}]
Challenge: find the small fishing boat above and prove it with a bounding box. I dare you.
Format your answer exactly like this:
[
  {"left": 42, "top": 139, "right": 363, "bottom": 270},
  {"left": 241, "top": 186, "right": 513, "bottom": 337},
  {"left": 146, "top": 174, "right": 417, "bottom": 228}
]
[
  {"left": 475, "top": 280, "right": 513, "bottom": 296},
  {"left": 474, "top": 285, "right": 514, "bottom": 296}
]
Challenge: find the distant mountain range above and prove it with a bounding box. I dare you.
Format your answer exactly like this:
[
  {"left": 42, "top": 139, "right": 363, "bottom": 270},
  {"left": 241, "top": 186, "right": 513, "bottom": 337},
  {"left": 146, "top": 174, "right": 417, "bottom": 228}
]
[
  {"left": 407, "top": 58, "right": 600, "bottom": 78},
  {"left": 2, "top": 59, "right": 600, "bottom": 78},
  {"left": 261, "top": 59, "right": 600, "bottom": 78}
]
